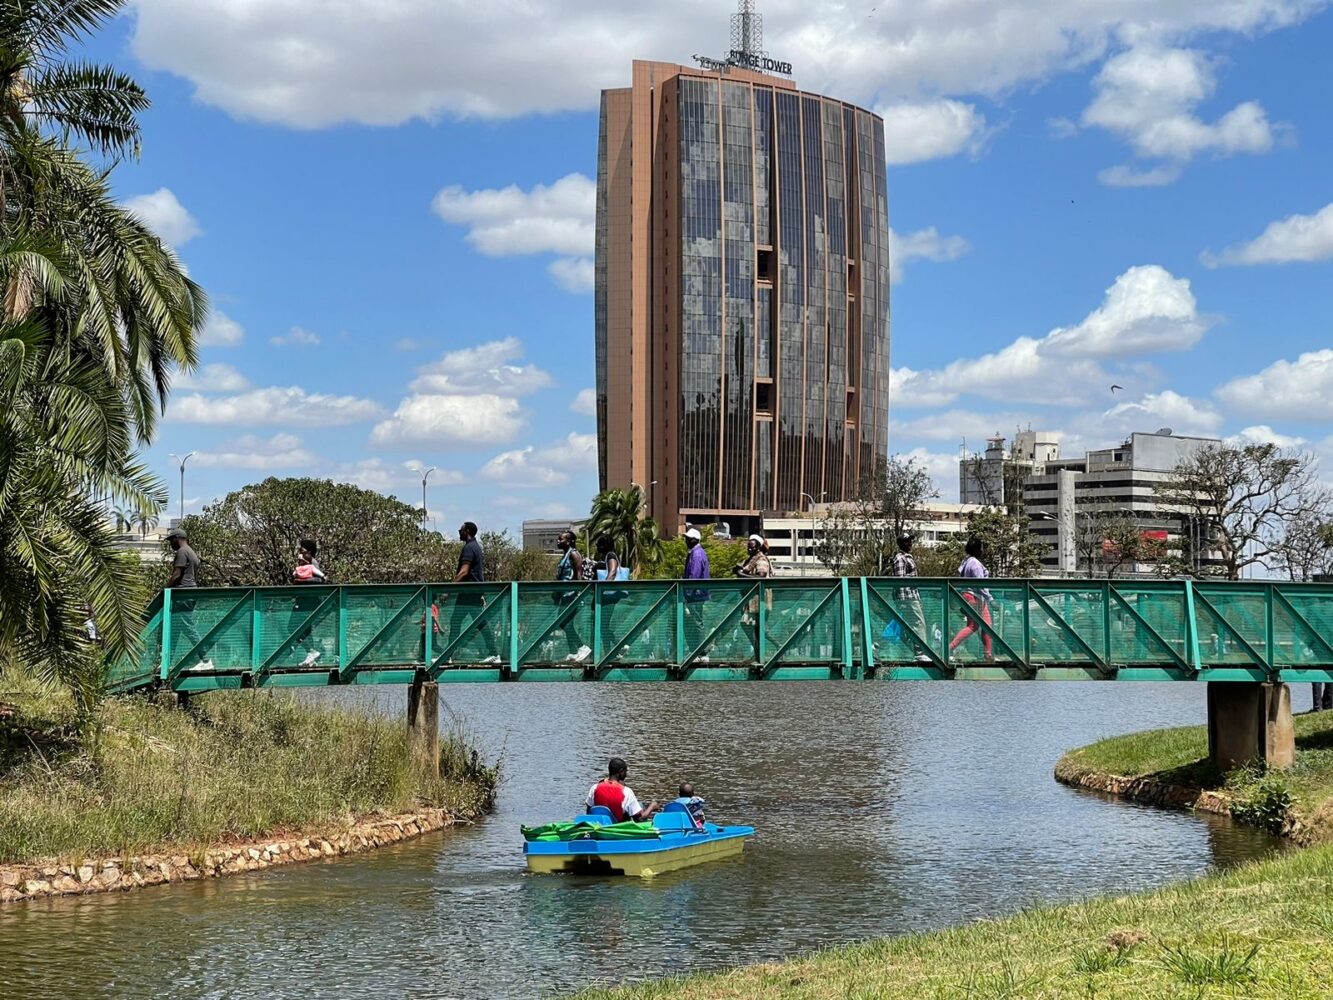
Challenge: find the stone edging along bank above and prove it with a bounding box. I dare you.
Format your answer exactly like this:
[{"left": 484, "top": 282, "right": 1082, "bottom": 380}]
[
  {"left": 1, "top": 807, "right": 460, "bottom": 904},
  {"left": 1053, "top": 757, "right": 1312, "bottom": 845}
]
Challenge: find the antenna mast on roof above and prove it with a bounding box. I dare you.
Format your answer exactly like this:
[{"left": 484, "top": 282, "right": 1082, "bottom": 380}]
[{"left": 731, "top": 0, "right": 765, "bottom": 61}]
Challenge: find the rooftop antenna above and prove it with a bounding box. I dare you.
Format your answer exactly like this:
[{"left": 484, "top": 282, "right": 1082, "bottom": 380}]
[{"left": 731, "top": 0, "right": 764, "bottom": 61}]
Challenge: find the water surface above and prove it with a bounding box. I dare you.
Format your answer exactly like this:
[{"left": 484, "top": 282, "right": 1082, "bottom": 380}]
[{"left": 0, "top": 682, "right": 1289, "bottom": 999}]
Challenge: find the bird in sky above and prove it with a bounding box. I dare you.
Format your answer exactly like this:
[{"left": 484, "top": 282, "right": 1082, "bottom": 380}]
[{"left": 1110, "top": 384, "right": 1124, "bottom": 394}]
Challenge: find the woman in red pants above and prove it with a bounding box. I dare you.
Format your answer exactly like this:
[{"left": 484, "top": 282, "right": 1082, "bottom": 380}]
[{"left": 949, "top": 537, "right": 994, "bottom": 660}]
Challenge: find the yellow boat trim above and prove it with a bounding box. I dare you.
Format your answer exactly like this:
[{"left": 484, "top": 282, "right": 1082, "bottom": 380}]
[{"left": 526, "top": 836, "right": 747, "bottom": 877}]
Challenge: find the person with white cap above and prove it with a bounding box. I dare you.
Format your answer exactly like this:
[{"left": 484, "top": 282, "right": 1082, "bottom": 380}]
[
  {"left": 735, "top": 534, "right": 772, "bottom": 578},
  {"left": 682, "top": 527, "right": 710, "bottom": 582}
]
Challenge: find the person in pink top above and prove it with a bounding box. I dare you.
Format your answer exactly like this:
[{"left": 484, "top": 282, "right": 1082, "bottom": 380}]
[
  {"left": 586, "top": 757, "right": 658, "bottom": 823},
  {"left": 948, "top": 537, "right": 994, "bottom": 660}
]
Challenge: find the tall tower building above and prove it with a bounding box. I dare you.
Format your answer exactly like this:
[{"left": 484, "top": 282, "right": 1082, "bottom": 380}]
[{"left": 595, "top": 4, "right": 891, "bottom": 535}]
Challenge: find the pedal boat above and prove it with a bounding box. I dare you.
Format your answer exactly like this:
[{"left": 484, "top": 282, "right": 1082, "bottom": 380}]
[{"left": 523, "top": 803, "right": 755, "bottom": 877}]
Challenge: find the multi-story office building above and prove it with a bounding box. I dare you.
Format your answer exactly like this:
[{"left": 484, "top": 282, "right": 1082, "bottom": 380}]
[
  {"left": 1023, "top": 430, "right": 1221, "bottom": 576},
  {"left": 595, "top": 18, "right": 891, "bottom": 536},
  {"left": 959, "top": 429, "right": 1061, "bottom": 509}
]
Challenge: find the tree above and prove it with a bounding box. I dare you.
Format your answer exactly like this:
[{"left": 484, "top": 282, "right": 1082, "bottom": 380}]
[
  {"left": 179, "top": 478, "right": 457, "bottom": 586},
  {"left": 585, "top": 485, "right": 663, "bottom": 575},
  {"left": 963, "top": 508, "right": 1047, "bottom": 577},
  {"left": 814, "top": 503, "right": 868, "bottom": 576},
  {"left": 1074, "top": 510, "right": 1167, "bottom": 579},
  {"left": 640, "top": 525, "right": 747, "bottom": 580},
  {"left": 1277, "top": 510, "right": 1333, "bottom": 582},
  {"left": 133, "top": 509, "right": 159, "bottom": 539},
  {"left": 1153, "top": 443, "right": 1326, "bottom": 580},
  {"left": 0, "top": 2, "right": 204, "bottom": 707}
]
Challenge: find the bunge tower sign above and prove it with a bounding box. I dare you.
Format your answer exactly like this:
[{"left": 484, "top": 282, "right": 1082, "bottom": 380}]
[{"left": 595, "top": 1, "right": 891, "bottom": 536}]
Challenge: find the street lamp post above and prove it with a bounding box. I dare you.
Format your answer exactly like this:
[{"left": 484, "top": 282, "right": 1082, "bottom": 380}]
[
  {"left": 422, "top": 467, "right": 436, "bottom": 527},
  {"left": 168, "top": 452, "right": 195, "bottom": 523}
]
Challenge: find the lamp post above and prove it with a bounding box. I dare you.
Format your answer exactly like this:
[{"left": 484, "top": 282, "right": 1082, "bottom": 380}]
[
  {"left": 168, "top": 452, "right": 195, "bottom": 523},
  {"left": 421, "top": 467, "right": 436, "bottom": 527},
  {"left": 799, "top": 491, "right": 825, "bottom": 576}
]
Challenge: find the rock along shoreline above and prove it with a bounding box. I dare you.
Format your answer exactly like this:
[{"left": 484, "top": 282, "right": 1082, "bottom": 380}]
[
  {"left": 0, "top": 806, "right": 463, "bottom": 904},
  {"left": 1053, "top": 757, "right": 1313, "bottom": 844}
]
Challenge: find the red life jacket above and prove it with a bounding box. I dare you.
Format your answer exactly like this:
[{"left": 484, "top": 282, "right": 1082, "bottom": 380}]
[{"left": 591, "top": 780, "right": 628, "bottom": 821}]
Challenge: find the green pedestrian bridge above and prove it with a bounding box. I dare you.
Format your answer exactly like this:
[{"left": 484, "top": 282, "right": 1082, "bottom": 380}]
[{"left": 109, "top": 578, "right": 1333, "bottom": 692}]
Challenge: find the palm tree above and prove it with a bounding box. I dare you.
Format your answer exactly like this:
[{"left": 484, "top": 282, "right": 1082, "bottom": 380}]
[
  {"left": 585, "top": 485, "right": 663, "bottom": 575},
  {"left": 133, "top": 509, "right": 159, "bottom": 539},
  {"left": 0, "top": 1, "right": 205, "bottom": 441},
  {"left": 0, "top": 2, "right": 202, "bottom": 707}
]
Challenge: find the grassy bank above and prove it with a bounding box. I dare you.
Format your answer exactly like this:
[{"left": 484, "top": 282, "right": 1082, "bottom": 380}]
[
  {"left": 577, "top": 845, "right": 1333, "bottom": 999},
  {"left": 1058, "top": 709, "right": 1333, "bottom": 842},
  {"left": 0, "top": 678, "right": 497, "bottom": 865}
]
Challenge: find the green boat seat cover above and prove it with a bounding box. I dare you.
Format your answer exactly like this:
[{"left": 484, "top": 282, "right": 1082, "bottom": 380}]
[{"left": 521, "top": 820, "right": 661, "bottom": 842}]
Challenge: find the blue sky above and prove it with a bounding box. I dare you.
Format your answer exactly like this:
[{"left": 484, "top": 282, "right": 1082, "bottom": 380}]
[{"left": 91, "top": 1, "right": 1333, "bottom": 532}]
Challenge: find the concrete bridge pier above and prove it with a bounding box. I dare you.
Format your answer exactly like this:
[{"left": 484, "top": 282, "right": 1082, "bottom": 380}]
[
  {"left": 1207, "top": 682, "right": 1294, "bottom": 771},
  {"left": 407, "top": 677, "right": 440, "bottom": 781}
]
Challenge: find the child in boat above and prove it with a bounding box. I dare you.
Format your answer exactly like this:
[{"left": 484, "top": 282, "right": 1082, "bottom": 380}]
[{"left": 673, "top": 783, "right": 706, "bottom": 827}]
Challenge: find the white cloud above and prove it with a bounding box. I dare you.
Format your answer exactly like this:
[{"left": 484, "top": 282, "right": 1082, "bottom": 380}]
[
  {"left": 270, "top": 325, "right": 321, "bottom": 348},
  {"left": 892, "top": 409, "right": 1044, "bottom": 444},
  {"left": 121, "top": 187, "right": 201, "bottom": 246},
  {"left": 1216, "top": 350, "right": 1333, "bottom": 421},
  {"left": 896, "top": 448, "right": 962, "bottom": 503},
  {"left": 570, "top": 388, "right": 597, "bottom": 417},
  {"left": 889, "top": 227, "right": 970, "bottom": 282},
  {"left": 128, "top": 1, "right": 1323, "bottom": 128},
  {"left": 191, "top": 433, "right": 317, "bottom": 470},
  {"left": 169, "top": 386, "right": 383, "bottom": 427},
  {"left": 408, "top": 337, "right": 552, "bottom": 396},
  {"left": 1042, "top": 265, "right": 1209, "bottom": 357},
  {"left": 198, "top": 310, "right": 244, "bottom": 347},
  {"left": 548, "top": 257, "right": 595, "bottom": 293},
  {"left": 175, "top": 363, "right": 250, "bottom": 392},
  {"left": 433, "top": 173, "right": 594, "bottom": 292},
  {"left": 478, "top": 433, "right": 598, "bottom": 487},
  {"left": 1227, "top": 425, "right": 1308, "bottom": 449},
  {"left": 1096, "top": 390, "right": 1222, "bottom": 439},
  {"left": 1202, "top": 202, "right": 1333, "bottom": 266},
  {"left": 433, "top": 174, "right": 593, "bottom": 257},
  {"left": 892, "top": 264, "right": 1208, "bottom": 408},
  {"left": 371, "top": 394, "right": 525, "bottom": 447},
  {"left": 336, "top": 458, "right": 465, "bottom": 494},
  {"left": 1083, "top": 46, "right": 1282, "bottom": 185},
  {"left": 878, "top": 99, "right": 986, "bottom": 165}
]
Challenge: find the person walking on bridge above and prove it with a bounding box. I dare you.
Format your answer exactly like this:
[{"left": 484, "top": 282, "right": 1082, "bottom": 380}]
[
  {"left": 448, "top": 522, "right": 497, "bottom": 663},
  {"left": 166, "top": 528, "right": 209, "bottom": 672},
  {"left": 948, "top": 537, "right": 993, "bottom": 661},
  {"left": 556, "top": 530, "right": 591, "bottom": 663},
  {"left": 892, "top": 534, "right": 933, "bottom": 663}
]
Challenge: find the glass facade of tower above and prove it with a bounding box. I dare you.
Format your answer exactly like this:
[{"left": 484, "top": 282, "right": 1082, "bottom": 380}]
[{"left": 596, "top": 63, "right": 891, "bottom": 529}]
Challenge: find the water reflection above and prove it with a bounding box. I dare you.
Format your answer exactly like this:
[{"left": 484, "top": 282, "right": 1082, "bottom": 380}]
[{"left": 0, "top": 683, "right": 1286, "bottom": 999}]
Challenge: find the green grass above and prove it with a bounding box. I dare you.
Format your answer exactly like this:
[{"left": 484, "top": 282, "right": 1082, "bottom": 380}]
[
  {"left": 575, "top": 844, "right": 1333, "bottom": 999},
  {"left": 1059, "top": 709, "right": 1333, "bottom": 841},
  {"left": 0, "top": 677, "right": 496, "bottom": 865}
]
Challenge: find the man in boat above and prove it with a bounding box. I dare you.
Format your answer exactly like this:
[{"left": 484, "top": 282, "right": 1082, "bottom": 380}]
[{"left": 586, "top": 757, "right": 659, "bottom": 822}]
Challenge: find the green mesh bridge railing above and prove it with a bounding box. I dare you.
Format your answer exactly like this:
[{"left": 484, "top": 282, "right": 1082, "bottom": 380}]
[{"left": 106, "top": 579, "right": 1333, "bottom": 694}]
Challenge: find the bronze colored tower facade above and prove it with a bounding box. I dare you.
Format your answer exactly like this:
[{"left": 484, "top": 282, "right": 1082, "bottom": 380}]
[{"left": 595, "top": 60, "right": 890, "bottom": 535}]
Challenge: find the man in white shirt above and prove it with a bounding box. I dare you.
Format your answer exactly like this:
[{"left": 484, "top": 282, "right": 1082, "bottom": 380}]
[{"left": 586, "top": 757, "right": 658, "bottom": 822}]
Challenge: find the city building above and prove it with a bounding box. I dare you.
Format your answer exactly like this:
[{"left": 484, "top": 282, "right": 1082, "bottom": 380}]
[
  {"left": 521, "top": 518, "right": 587, "bottom": 555},
  {"left": 595, "top": 0, "right": 892, "bottom": 538},
  {"left": 1023, "top": 430, "right": 1221, "bottom": 576},
  {"left": 959, "top": 429, "right": 1061, "bottom": 509},
  {"left": 761, "top": 501, "right": 982, "bottom": 576}
]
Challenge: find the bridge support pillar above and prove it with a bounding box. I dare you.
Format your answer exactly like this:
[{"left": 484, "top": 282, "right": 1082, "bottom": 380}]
[
  {"left": 407, "top": 677, "right": 440, "bottom": 781},
  {"left": 1207, "top": 682, "right": 1294, "bottom": 771}
]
